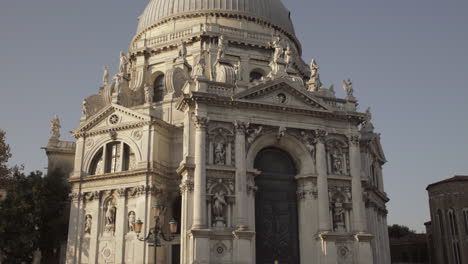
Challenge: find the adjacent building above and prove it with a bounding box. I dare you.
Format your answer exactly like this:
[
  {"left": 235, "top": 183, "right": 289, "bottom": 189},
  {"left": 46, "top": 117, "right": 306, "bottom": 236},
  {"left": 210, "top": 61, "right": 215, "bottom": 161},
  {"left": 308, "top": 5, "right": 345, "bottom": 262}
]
[
  {"left": 55, "top": 0, "right": 392, "bottom": 263},
  {"left": 426, "top": 176, "right": 468, "bottom": 264}
]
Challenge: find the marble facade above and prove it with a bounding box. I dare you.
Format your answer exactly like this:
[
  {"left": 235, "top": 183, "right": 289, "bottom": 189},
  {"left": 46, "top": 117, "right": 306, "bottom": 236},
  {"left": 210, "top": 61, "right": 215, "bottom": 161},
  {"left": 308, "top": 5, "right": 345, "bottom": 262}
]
[{"left": 60, "top": 0, "right": 391, "bottom": 263}]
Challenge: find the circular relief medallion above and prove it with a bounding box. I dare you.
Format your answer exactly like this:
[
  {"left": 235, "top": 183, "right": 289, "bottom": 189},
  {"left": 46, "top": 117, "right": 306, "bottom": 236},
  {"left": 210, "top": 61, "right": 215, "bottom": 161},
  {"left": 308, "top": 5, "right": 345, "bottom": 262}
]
[
  {"left": 277, "top": 93, "right": 287, "bottom": 104},
  {"left": 132, "top": 130, "right": 143, "bottom": 140},
  {"left": 216, "top": 246, "right": 224, "bottom": 254},
  {"left": 109, "top": 114, "right": 119, "bottom": 125}
]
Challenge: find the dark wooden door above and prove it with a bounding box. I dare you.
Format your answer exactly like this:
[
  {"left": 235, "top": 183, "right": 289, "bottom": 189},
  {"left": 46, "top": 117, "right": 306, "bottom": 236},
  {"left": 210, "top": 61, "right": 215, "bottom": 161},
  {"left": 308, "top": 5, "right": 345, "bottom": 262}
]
[{"left": 254, "top": 148, "right": 300, "bottom": 264}]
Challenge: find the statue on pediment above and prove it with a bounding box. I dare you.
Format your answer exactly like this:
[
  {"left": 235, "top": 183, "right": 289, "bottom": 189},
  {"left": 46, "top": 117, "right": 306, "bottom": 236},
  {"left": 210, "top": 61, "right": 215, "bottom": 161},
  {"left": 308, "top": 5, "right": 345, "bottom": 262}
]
[{"left": 343, "top": 79, "right": 354, "bottom": 99}]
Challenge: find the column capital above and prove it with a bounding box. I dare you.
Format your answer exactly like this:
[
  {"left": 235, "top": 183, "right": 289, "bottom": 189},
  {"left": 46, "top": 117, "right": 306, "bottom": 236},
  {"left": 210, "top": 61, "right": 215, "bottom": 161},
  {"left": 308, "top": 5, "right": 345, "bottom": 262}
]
[
  {"left": 193, "top": 116, "right": 209, "bottom": 129},
  {"left": 349, "top": 134, "right": 361, "bottom": 146},
  {"left": 234, "top": 121, "right": 248, "bottom": 135},
  {"left": 316, "top": 129, "right": 328, "bottom": 144}
]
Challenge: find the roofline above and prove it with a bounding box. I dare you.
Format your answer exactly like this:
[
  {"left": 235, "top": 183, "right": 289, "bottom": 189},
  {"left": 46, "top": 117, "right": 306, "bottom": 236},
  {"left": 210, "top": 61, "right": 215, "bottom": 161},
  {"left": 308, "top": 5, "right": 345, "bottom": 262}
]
[{"left": 426, "top": 175, "right": 468, "bottom": 190}]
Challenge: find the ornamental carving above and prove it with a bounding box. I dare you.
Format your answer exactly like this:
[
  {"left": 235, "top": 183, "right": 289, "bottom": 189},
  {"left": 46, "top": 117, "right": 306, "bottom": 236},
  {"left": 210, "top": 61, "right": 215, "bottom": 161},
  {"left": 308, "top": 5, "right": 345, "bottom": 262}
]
[
  {"left": 132, "top": 130, "right": 143, "bottom": 140},
  {"left": 296, "top": 180, "right": 318, "bottom": 200},
  {"left": 349, "top": 135, "right": 360, "bottom": 146},
  {"left": 288, "top": 129, "right": 317, "bottom": 162},
  {"left": 179, "top": 176, "right": 194, "bottom": 193},
  {"left": 193, "top": 116, "right": 209, "bottom": 129}
]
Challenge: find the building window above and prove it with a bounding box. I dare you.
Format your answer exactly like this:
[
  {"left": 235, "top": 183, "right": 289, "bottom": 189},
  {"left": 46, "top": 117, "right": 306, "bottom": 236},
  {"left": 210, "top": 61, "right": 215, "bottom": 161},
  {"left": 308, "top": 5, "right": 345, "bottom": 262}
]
[
  {"left": 438, "top": 209, "right": 449, "bottom": 263},
  {"left": 452, "top": 241, "right": 461, "bottom": 264},
  {"left": 448, "top": 209, "right": 458, "bottom": 237},
  {"left": 249, "top": 71, "right": 263, "bottom": 82},
  {"left": 89, "top": 141, "right": 136, "bottom": 175},
  {"left": 463, "top": 208, "right": 468, "bottom": 235},
  {"left": 153, "top": 74, "right": 165, "bottom": 102}
]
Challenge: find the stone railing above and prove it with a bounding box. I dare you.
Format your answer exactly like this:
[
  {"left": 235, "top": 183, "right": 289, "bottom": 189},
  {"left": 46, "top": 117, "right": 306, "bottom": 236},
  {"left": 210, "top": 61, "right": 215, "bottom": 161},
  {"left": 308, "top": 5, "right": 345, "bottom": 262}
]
[
  {"left": 207, "top": 83, "right": 236, "bottom": 97},
  {"left": 320, "top": 97, "right": 347, "bottom": 111},
  {"left": 132, "top": 23, "right": 272, "bottom": 51}
]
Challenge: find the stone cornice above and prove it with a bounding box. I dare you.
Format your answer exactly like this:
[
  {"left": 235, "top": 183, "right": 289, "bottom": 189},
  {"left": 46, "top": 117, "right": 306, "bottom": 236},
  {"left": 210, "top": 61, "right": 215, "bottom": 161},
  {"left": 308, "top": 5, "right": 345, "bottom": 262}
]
[
  {"left": 69, "top": 168, "right": 178, "bottom": 184},
  {"left": 179, "top": 92, "right": 366, "bottom": 123}
]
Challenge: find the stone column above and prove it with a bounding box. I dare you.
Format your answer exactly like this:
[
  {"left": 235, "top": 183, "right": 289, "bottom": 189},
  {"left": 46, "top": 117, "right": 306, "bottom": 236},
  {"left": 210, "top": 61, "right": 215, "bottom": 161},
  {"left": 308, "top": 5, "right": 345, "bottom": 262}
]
[
  {"left": 349, "top": 135, "right": 365, "bottom": 232},
  {"left": 88, "top": 194, "right": 100, "bottom": 264},
  {"left": 114, "top": 190, "right": 126, "bottom": 264},
  {"left": 65, "top": 193, "right": 82, "bottom": 264},
  {"left": 316, "top": 130, "right": 331, "bottom": 231},
  {"left": 234, "top": 122, "right": 248, "bottom": 229},
  {"left": 192, "top": 116, "right": 208, "bottom": 229}
]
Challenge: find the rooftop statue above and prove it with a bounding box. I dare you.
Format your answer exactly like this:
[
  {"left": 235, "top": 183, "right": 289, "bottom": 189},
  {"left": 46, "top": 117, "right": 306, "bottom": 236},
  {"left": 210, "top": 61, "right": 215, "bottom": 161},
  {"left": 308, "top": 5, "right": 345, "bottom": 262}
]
[
  {"left": 308, "top": 59, "right": 322, "bottom": 92},
  {"left": 103, "top": 66, "right": 109, "bottom": 85},
  {"left": 50, "top": 114, "right": 61, "bottom": 140},
  {"left": 119, "top": 51, "right": 129, "bottom": 75},
  {"left": 343, "top": 79, "right": 354, "bottom": 99}
]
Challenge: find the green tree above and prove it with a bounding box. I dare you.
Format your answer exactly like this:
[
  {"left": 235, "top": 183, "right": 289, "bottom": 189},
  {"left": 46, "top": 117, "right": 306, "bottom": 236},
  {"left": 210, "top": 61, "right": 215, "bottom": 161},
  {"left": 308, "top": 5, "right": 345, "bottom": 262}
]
[
  {"left": 388, "top": 224, "right": 416, "bottom": 239},
  {"left": 0, "top": 168, "right": 70, "bottom": 263},
  {"left": 0, "top": 129, "right": 12, "bottom": 179}
]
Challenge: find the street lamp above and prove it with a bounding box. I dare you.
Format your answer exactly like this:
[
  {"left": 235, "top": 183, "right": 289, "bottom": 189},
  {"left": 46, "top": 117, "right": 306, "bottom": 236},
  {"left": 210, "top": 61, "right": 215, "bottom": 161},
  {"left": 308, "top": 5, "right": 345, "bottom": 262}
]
[{"left": 134, "top": 203, "right": 178, "bottom": 263}]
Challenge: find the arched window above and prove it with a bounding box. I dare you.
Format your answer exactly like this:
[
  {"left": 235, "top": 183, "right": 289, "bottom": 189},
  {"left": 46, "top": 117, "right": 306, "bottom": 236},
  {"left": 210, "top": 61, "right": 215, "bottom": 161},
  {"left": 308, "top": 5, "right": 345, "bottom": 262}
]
[
  {"left": 153, "top": 74, "right": 165, "bottom": 102},
  {"left": 463, "top": 208, "right": 468, "bottom": 235},
  {"left": 89, "top": 141, "right": 136, "bottom": 175},
  {"left": 448, "top": 209, "right": 458, "bottom": 236},
  {"left": 249, "top": 71, "right": 263, "bottom": 82}
]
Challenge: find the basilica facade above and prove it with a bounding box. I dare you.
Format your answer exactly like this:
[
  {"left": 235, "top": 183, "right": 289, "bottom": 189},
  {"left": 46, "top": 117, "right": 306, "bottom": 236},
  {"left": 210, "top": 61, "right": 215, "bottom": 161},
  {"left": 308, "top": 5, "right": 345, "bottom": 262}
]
[{"left": 61, "top": 0, "right": 391, "bottom": 263}]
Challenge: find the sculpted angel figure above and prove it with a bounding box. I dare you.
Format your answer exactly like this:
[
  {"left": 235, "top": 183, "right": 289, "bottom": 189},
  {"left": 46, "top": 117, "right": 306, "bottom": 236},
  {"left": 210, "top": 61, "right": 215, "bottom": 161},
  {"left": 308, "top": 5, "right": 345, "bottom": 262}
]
[
  {"left": 247, "top": 125, "right": 263, "bottom": 144},
  {"left": 103, "top": 66, "right": 109, "bottom": 85},
  {"left": 119, "top": 51, "right": 129, "bottom": 75},
  {"left": 213, "top": 190, "right": 227, "bottom": 218},
  {"left": 343, "top": 79, "right": 354, "bottom": 98},
  {"left": 50, "top": 115, "right": 61, "bottom": 139}
]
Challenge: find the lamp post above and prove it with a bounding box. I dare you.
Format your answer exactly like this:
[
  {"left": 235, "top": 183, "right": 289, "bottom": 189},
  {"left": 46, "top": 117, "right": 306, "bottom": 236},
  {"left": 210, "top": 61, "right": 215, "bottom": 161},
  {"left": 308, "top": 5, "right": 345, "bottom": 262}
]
[{"left": 134, "top": 203, "right": 178, "bottom": 264}]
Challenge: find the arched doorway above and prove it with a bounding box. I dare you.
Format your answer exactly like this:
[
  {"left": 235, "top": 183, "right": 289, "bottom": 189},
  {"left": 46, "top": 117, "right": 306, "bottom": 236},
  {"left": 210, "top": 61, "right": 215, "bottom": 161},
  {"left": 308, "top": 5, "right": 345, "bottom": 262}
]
[{"left": 254, "top": 148, "right": 300, "bottom": 264}]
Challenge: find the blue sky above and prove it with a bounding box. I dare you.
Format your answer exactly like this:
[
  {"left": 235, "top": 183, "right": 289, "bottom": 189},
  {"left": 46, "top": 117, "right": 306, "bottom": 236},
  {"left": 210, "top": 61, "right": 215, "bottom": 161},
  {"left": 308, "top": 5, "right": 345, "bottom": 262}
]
[{"left": 1, "top": 0, "right": 467, "bottom": 232}]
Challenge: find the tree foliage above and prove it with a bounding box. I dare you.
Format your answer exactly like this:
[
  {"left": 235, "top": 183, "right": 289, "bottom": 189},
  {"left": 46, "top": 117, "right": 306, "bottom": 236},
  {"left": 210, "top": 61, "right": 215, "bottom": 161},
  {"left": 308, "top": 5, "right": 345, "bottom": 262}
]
[
  {"left": 0, "top": 168, "right": 70, "bottom": 263},
  {"left": 0, "top": 129, "right": 12, "bottom": 179},
  {"left": 388, "top": 224, "right": 417, "bottom": 239}
]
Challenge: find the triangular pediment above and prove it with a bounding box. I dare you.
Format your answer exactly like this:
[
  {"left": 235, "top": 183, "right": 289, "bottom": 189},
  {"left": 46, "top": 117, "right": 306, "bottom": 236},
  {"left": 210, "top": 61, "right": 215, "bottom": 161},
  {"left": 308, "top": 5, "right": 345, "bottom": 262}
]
[
  {"left": 73, "top": 104, "right": 150, "bottom": 136},
  {"left": 234, "top": 78, "right": 330, "bottom": 112}
]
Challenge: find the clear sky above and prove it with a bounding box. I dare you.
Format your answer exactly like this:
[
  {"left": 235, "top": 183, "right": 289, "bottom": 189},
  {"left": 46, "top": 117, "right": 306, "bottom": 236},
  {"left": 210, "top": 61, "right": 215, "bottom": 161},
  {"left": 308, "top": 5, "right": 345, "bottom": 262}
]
[{"left": 0, "top": 0, "right": 467, "bottom": 232}]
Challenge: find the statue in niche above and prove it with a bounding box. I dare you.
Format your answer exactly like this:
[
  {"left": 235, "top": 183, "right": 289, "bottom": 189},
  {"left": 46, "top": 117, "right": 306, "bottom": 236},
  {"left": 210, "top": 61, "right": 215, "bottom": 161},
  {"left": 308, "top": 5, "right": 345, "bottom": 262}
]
[
  {"left": 50, "top": 115, "right": 61, "bottom": 139},
  {"left": 343, "top": 79, "right": 354, "bottom": 99},
  {"left": 128, "top": 211, "right": 136, "bottom": 232},
  {"left": 332, "top": 197, "right": 346, "bottom": 232},
  {"left": 119, "top": 51, "right": 129, "bottom": 75},
  {"left": 144, "top": 83, "right": 153, "bottom": 104},
  {"left": 81, "top": 99, "right": 88, "bottom": 119},
  {"left": 178, "top": 40, "right": 187, "bottom": 60},
  {"left": 103, "top": 65, "right": 109, "bottom": 85},
  {"left": 277, "top": 93, "right": 287, "bottom": 104},
  {"left": 104, "top": 200, "right": 117, "bottom": 233},
  {"left": 214, "top": 141, "right": 226, "bottom": 165},
  {"left": 246, "top": 125, "right": 263, "bottom": 144},
  {"left": 192, "top": 55, "right": 206, "bottom": 78},
  {"left": 213, "top": 190, "right": 227, "bottom": 227},
  {"left": 309, "top": 59, "right": 322, "bottom": 92},
  {"left": 331, "top": 151, "right": 343, "bottom": 174},
  {"left": 271, "top": 36, "right": 285, "bottom": 63},
  {"left": 84, "top": 214, "right": 92, "bottom": 234},
  {"left": 217, "top": 36, "right": 227, "bottom": 60}
]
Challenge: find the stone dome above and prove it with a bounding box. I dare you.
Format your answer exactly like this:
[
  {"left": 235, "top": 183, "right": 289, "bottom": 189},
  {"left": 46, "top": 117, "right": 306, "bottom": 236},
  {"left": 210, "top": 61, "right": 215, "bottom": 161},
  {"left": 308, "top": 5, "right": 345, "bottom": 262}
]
[{"left": 137, "top": 0, "right": 296, "bottom": 35}]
